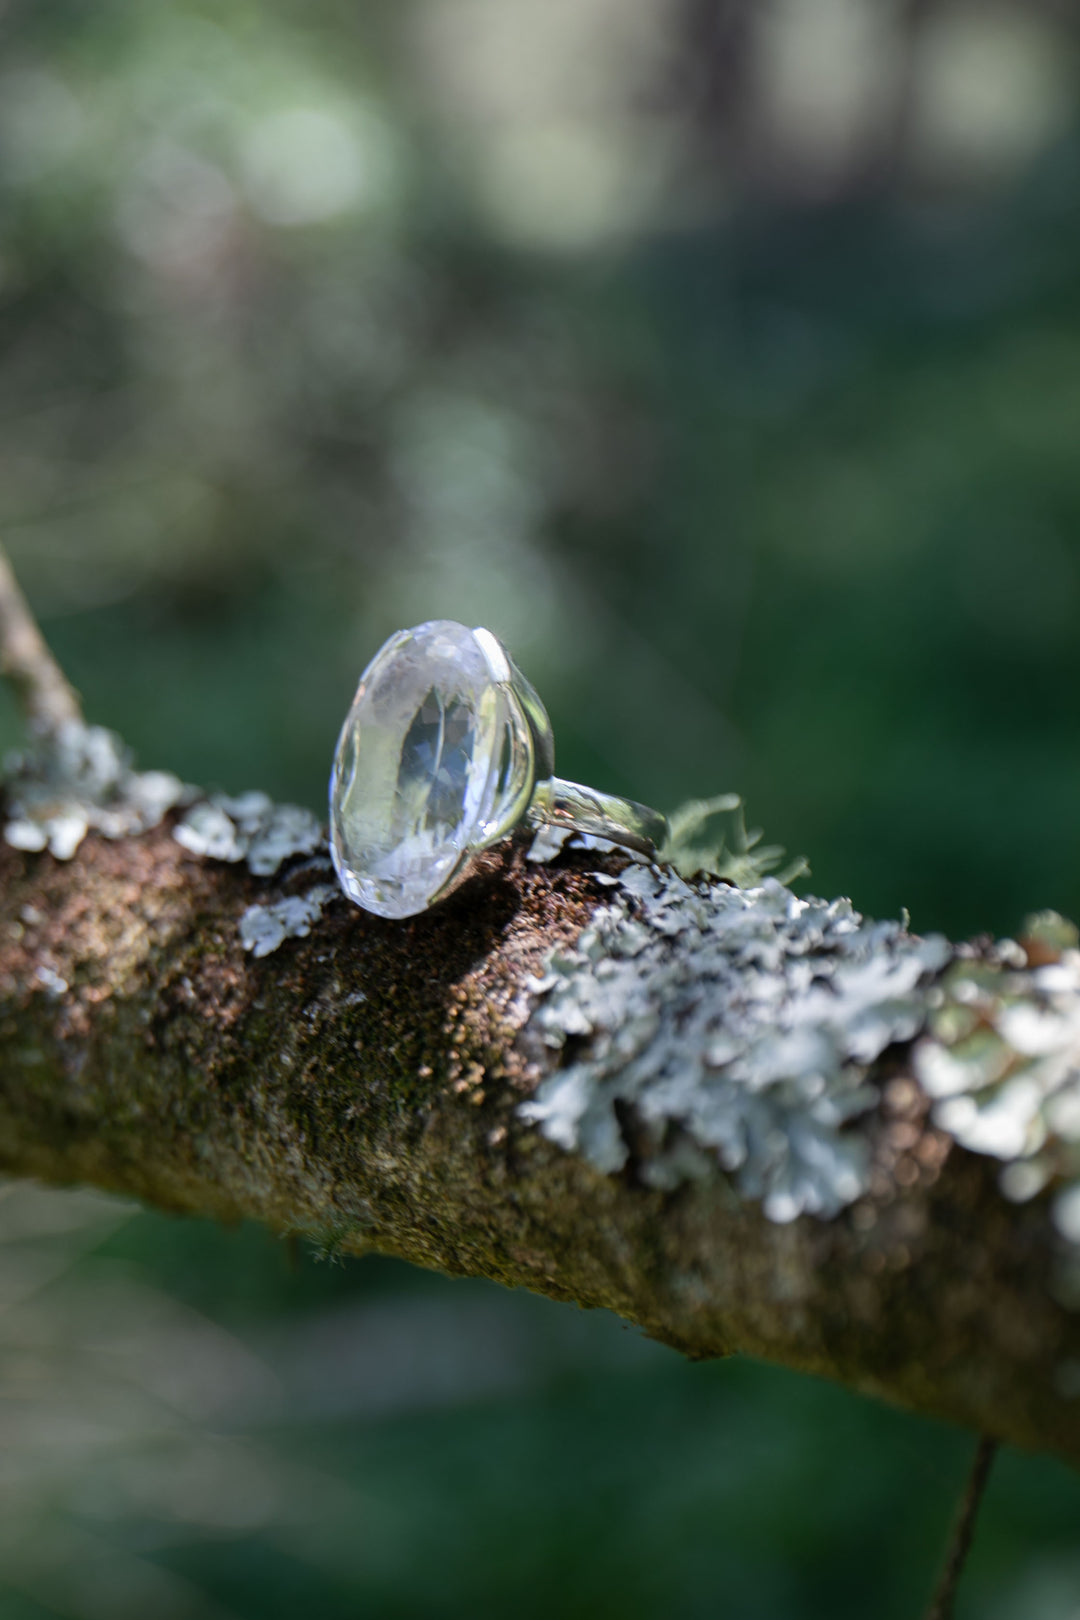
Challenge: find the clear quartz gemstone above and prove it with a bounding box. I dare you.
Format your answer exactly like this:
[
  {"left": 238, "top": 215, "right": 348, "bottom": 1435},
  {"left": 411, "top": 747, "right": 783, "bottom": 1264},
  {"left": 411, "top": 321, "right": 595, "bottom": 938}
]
[{"left": 330, "top": 620, "right": 528, "bottom": 918}]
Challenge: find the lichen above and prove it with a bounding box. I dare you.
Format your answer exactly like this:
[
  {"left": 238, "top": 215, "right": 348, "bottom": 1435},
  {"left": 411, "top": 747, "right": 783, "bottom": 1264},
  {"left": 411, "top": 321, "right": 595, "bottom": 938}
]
[
  {"left": 3, "top": 721, "right": 188, "bottom": 860},
  {"left": 525, "top": 825, "right": 572, "bottom": 863},
  {"left": 520, "top": 866, "right": 949, "bottom": 1223},
  {"left": 913, "top": 913, "right": 1080, "bottom": 1245},
  {"left": 658, "top": 795, "right": 808, "bottom": 888},
  {"left": 1, "top": 722, "right": 326, "bottom": 895},
  {"left": 525, "top": 794, "right": 808, "bottom": 890},
  {"left": 172, "top": 793, "right": 331, "bottom": 955},
  {"left": 239, "top": 886, "right": 338, "bottom": 959},
  {"left": 33, "top": 965, "right": 69, "bottom": 998},
  {"left": 174, "top": 792, "right": 323, "bottom": 877}
]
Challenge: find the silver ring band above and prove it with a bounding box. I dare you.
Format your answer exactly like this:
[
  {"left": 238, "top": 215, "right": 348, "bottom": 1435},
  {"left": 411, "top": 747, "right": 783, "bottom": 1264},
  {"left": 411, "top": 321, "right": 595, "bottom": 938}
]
[{"left": 529, "top": 776, "right": 668, "bottom": 857}]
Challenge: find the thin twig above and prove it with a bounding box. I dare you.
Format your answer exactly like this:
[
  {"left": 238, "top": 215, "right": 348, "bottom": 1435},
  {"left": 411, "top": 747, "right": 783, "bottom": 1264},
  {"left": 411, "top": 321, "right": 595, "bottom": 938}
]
[
  {"left": 924, "top": 1436, "right": 999, "bottom": 1620},
  {"left": 0, "top": 542, "right": 82, "bottom": 737}
]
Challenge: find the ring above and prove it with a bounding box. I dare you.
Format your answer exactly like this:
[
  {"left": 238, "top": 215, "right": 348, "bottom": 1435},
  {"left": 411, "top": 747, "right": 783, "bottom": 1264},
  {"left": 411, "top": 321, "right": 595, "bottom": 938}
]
[{"left": 330, "top": 619, "right": 669, "bottom": 918}]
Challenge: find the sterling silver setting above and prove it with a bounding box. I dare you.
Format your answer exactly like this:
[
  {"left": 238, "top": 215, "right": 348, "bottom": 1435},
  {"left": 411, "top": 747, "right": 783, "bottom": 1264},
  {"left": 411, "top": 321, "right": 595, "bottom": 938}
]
[{"left": 330, "top": 619, "right": 668, "bottom": 919}]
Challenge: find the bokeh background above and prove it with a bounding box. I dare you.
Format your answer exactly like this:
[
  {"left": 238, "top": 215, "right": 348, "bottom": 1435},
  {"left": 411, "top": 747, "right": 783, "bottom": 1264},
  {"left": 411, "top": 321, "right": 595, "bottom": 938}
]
[{"left": 1, "top": 1, "right": 1080, "bottom": 1614}]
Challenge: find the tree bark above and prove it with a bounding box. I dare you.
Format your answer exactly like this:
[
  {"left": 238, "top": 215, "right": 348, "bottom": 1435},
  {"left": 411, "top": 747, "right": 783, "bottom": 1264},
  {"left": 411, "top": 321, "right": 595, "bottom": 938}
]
[{"left": 1, "top": 819, "right": 1079, "bottom": 1469}]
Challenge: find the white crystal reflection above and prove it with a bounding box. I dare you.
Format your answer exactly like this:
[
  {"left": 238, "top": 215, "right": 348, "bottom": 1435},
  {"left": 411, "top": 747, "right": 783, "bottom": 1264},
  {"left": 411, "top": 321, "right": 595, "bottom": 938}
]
[{"left": 331, "top": 620, "right": 522, "bottom": 918}]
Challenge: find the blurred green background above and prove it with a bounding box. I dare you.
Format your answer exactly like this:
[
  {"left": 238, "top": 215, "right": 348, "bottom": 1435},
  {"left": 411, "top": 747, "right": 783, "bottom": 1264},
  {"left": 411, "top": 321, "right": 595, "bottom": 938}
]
[{"left": 2, "top": 0, "right": 1080, "bottom": 1614}]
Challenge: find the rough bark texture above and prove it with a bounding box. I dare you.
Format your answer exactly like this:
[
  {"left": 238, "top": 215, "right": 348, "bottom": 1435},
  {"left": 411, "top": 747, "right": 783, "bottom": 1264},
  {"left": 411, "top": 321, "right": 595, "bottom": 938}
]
[{"left": 2, "top": 820, "right": 1079, "bottom": 1467}]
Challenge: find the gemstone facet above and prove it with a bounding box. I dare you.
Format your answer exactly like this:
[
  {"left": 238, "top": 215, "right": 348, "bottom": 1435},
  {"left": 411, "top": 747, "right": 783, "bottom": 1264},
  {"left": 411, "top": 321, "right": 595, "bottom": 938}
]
[{"left": 330, "top": 620, "right": 532, "bottom": 918}]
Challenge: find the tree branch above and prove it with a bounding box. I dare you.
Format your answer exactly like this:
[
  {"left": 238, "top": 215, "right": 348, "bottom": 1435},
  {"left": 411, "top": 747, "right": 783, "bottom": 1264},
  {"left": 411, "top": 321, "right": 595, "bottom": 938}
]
[
  {"left": 0, "top": 819, "right": 1078, "bottom": 1467},
  {"left": 0, "top": 542, "right": 82, "bottom": 737},
  {"left": 924, "top": 1436, "right": 998, "bottom": 1620},
  {"left": 0, "top": 555, "right": 1079, "bottom": 1469}
]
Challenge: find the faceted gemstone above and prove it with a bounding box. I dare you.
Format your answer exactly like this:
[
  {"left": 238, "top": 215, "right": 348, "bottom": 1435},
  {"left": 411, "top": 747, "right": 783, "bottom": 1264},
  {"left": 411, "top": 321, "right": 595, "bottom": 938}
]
[{"left": 330, "top": 621, "right": 526, "bottom": 918}]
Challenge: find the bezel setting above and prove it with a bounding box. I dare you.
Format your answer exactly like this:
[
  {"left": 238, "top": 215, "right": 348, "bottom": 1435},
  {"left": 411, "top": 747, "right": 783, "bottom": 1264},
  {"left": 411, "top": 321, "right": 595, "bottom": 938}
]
[{"left": 329, "top": 620, "right": 553, "bottom": 919}]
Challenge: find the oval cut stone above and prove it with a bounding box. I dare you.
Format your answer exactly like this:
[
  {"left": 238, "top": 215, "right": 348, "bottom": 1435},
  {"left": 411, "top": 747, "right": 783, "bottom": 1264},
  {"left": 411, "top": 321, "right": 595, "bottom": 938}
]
[{"left": 330, "top": 620, "right": 513, "bottom": 918}]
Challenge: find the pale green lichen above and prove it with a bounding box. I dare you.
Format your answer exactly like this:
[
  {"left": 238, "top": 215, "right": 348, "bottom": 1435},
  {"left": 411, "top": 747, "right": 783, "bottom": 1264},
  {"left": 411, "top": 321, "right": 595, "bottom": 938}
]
[
  {"left": 240, "top": 886, "right": 338, "bottom": 959},
  {"left": 174, "top": 792, "right": 323, "bottom": 877},
  {"left": 526, "top": 794, "right": 807, "bottom": 889},
  {"left": 1, "top": 724, "right": 325, "bottom": 890},
  {"left": 3, "top": 721, "right": 188, "bottom": 860},
  {"left": 521, "top": 866, "right": 949, "bottom": 1223},
  {"left": 913, "top": 914, "right": 1080, "bottom": 1245},
  {"left": 525, "top": 825, "right": 573, "bottom": 863},
  {"left": 659, "top": 795, "right": 808, "bottom": 888},
  {"left": 172, "top": 792, "right": 332, "bottom": 954},
  {"left": 523, "top": 814, "right": 1080, "bottom": 1246}
]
